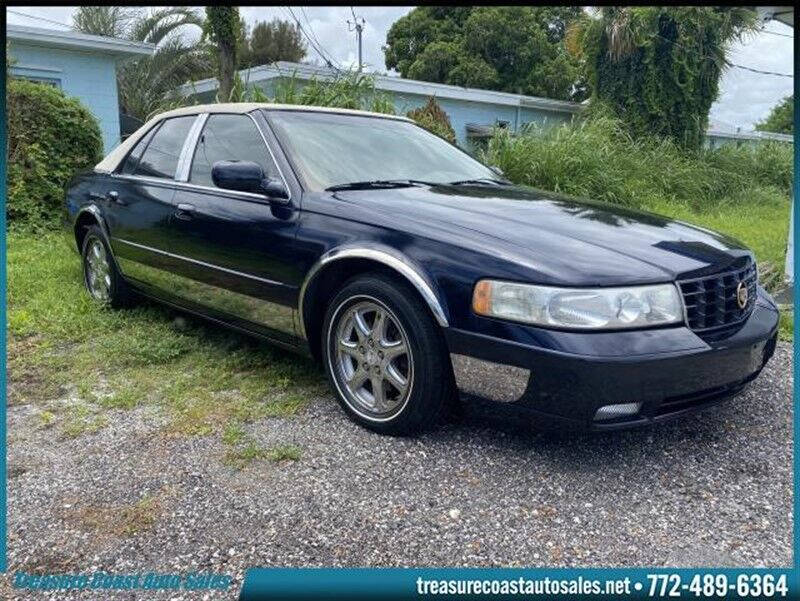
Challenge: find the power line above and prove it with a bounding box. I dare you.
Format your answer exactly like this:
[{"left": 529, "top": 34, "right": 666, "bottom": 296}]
[
  {"left": 284, "top": 6, "right": 340, "bottom": 71},
  {"left": 730, "top": 63, "right": 793, "bottom": 78},
  {"left": 285, "top": 7, "right": 339, "bottom": 69},
  {"left": 760, "top": 28, "right": 793, "bottom": 39},
  {"left": 300, "top": 7, "right": 325, "bottom": 54},
  {"left": 650, "top": 32, "right": 793, "bottom": 79}
]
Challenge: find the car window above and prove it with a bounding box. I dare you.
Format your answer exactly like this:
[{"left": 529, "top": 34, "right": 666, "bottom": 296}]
[
  {"left": 189, "top": 114, "right": 278, "bottom": 188},
  {"left": 134, "top": 116, "right": 196, "bottom": 179},
  {"left": 120, "top": 125, "right": 158, "bottom": 175},
  {"left": 267, "top": 111, "right": 497, "bottom": 192}
]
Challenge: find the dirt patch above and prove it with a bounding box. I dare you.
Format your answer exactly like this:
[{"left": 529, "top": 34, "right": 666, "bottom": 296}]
[
  {"left": 65, "top": 493, "right": 167, "bottom": 538},
  {"left": 6, "top": 335, "right": 66, "bottom": 406}
]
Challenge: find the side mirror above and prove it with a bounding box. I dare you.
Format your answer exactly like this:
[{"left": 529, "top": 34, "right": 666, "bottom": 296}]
[
  {"left": 211, "top": 160, "right": 289, "bottom": 202},
  {"left": 260, "top": 178, "right": 289, "bottom": 201}
]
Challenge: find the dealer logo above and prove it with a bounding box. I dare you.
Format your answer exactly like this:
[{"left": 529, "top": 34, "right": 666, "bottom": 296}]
[{"left": 736, "top": 281, "right": 748, "bottom": 310}]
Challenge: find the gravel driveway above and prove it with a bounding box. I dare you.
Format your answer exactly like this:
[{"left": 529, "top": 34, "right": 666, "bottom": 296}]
[{"left": 3, "top": 342, "right": 793, "bottom": 600}]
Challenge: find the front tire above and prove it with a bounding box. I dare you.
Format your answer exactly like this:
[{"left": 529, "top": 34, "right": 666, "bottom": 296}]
[
  {"left": 81, "top": 226, "right": 133, "bottom": 309},
  {"left": 322, "top": 273, "right": 452, "bottom": 436}
]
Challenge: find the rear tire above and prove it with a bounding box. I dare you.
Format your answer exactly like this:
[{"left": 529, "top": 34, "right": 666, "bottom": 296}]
[
  {"left": 81, "top": 225, "right": 134, "bottom": 309},
  {"left": 322, "top": 273, "right": 452, "bottom": 436}
]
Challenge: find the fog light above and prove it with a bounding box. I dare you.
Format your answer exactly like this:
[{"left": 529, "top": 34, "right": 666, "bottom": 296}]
[{"left": 594, "top": 402, "right": 642, "bottom": 422}]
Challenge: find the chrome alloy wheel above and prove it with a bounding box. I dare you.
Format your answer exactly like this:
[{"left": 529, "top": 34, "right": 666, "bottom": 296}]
[
  {"left": 84, "top": 238, "right": 112, "bottom": 302},
  {"left": 330, "top": 298, "right": 414, "bottom": 419}
]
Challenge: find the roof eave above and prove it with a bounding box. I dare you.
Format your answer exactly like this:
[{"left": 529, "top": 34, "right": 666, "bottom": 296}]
[
  {"left": 6, "top": 24, "right": 154, "bottom": 57},
  {"left": 177, "top": 61, "right": 584, "bottom": 113}
]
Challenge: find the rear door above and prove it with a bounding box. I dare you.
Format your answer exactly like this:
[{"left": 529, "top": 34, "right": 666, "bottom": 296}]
[
  {"left": 158, "top": 112, "right": 302, "bottom": 343},
  {"left": 107, "top": 115, "right": 200, "bottom": 295}
]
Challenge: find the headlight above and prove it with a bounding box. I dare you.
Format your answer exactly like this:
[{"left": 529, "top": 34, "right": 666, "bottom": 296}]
[{"left": 472, "top": 280, "right": 684, "bottom": 330}]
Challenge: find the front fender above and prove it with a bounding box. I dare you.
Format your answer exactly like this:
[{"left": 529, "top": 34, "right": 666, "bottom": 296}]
[{"left": 298, "top": 243, "right": 450, "bottom": 339}]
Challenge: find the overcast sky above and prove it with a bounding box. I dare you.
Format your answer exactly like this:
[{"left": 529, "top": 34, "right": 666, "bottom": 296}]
[{"left": 7, "top": 6, "right": 794, "bottom": 130}]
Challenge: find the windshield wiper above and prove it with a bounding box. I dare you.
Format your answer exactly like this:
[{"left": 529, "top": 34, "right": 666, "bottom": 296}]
[
  {"left": 448, "top": 177, "right": 512, "bottom": 186},
  {"left": 325, "top": 179, "right": 437, "bottom": 192}
]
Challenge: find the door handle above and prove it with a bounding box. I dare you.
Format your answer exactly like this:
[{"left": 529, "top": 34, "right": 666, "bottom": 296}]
[{"left": 175, "top": 203, "right": 196, "bottom": 220}]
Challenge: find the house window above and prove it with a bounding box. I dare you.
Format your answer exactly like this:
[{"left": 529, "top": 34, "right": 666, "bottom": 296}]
[{"left": 12, "top": 74, "right": 61, "bottom": 89}]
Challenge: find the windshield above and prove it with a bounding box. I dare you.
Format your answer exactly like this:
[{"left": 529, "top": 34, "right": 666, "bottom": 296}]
[{"left": 266, "top": 110, "right": 498, "bottom": 192}]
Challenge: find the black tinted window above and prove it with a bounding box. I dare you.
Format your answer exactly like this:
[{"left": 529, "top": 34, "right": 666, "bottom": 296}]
[
  {"left": 120, "top": 125, "right": 158, "bottom": 175},
  {"left": 135, "top": 116, "right": 195, "bottom": 179},
  {"left": 189, "top": 114, "right": 277, "bottom": 188}
]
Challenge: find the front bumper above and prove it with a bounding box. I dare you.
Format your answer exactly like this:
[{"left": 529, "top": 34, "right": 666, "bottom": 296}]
[{"left": 445, "top": 290, "right": 780, "bottom": 431}]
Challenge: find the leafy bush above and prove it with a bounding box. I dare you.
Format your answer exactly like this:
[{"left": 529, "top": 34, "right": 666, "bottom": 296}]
[
  {"left": 7, "top": 79, "right": 103, "bottom": 228},
  {"left": 483, "top": 112, "right": 793, "bottom": 210},
  {"left": 407, "top": 97, "right": 456, "bottom": 143}
]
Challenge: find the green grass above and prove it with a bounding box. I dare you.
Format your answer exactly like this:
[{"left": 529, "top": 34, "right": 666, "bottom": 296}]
[
  {"left": 8, "top": 231, "right": 326, "bottom": 449},
  {"left": 779, "top": 312, "right": 794, "bottom": 343},
  {"left": 61, "top": 402, "right": 108, "bottom": 439},
  {"left": 486, "top": 113, "right": 792, "bottom": 210},
  {"left": 643, "top": 188, "right": 791, "bottom": 288},
  {"left": 223, "top": 441, "right": 302, "bottom": 470}
]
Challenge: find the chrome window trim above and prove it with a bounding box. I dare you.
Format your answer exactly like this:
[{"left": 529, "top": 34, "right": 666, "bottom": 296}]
[
  {"left": 112, "top": 238, "right": 294, "bottom": 290},
  {"left": 111, "top": 172, "right": 182, "bottom": 188},
  {"left": 298, "top": 245, "right": 449, "bottom": 340},
  {"left": 129, "top": 114, "right": 199, "bottom": 181},
  {"left": 112, "top": 112, "right": 291, "bottom": 203},
  {"left": 109, "top": 173, "right": 281, "bottom": 204},
  {"left": 175, "top": 113, "right": 209, "bottom": 182},
  {"left": 180, "top": 111, "right": 292, "bottom": 202}
]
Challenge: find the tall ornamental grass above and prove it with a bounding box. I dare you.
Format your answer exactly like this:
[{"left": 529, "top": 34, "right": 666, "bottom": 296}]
[{"left": 483, "top": 113, "right": 793, "bottom": 211}]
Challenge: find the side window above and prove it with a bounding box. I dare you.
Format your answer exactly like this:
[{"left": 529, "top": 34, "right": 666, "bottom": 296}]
[
  {"left": 189, "top": 114, "right": 278, "bottom": 188},
  {"left": 120, "top": 125, "right": 159, "bottom": 175},
  {"left": 135, "top": 116, "right": 196, "bottom": 179}
]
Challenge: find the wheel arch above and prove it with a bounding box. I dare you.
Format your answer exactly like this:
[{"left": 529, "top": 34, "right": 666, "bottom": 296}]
[
  {"left": 299, "top": 245, "right": 450, "bottom": 361},
  {"left": 73, "top": 205, "right": 110, "bottom": 252}
]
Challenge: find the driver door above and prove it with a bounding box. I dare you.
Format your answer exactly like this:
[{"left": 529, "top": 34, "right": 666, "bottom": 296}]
[{"left": 161, "top": 112, "right": 301, "bottom": 343}]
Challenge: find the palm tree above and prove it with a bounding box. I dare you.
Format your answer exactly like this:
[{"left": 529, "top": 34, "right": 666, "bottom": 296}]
[
  {"left": 73, "top": 7, "right": 213, "bottom": 121},
  {"left": 203, "top": 7, "right": 240, "bottom": 103},
  {"left": 72, "top": 6, "right": 136, "bottom": 38}
]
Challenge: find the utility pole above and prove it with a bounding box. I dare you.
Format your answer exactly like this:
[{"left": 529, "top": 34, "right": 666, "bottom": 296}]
[{"left": 347, "top": 7, "right": 365, "bottom": 73}]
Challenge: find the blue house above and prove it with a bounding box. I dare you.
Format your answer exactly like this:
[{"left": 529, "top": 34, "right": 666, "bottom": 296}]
[
  {"left": 181, "top": 61, "right": 793, "bottom": 152},
  {"left": 6, "top": 24, "right": 154, "bottom": 152},
  {"left": 179, "top": 61, "right": 584, "bottom": 149},
  {"left": 704, "top": 127, "right": 793, "bottom": 149}
]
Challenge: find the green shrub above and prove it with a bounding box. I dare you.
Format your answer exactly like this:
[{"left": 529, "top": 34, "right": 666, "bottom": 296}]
[
  {"left": 7, "top": 79, "right": 104, "bottom": 229},
  {"left": 483, "top": 113, "right": 794, "bottom": 210},
  {"left": 407, "top": 97, "right": 456, "bottom": 143}
]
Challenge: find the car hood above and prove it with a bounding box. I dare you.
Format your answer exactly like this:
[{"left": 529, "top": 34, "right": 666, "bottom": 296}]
[{"left": 330, "top": 184, "right": 751, "bottom": 286}]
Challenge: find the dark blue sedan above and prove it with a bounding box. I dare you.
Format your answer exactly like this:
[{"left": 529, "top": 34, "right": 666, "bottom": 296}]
[{"left": 65, "top": 104, "right": 780, "bottom": 435}]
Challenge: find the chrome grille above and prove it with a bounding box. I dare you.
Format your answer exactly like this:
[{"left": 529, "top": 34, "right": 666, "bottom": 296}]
[{"left": 678, "top": 259, "right": 757, "bottom": 340}]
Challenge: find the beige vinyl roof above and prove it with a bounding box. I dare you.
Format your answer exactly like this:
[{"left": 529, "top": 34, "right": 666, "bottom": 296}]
[
  {"left": 155, "top": 102, "right": 412, "bottom": 120},
  {"left": 96, "top": 103, "right": 411, "bottom": 173}
]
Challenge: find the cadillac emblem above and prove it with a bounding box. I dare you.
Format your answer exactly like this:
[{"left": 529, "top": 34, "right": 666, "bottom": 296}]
[{"left": 736, "top": 281, "right": 748, "bottom": 310}]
